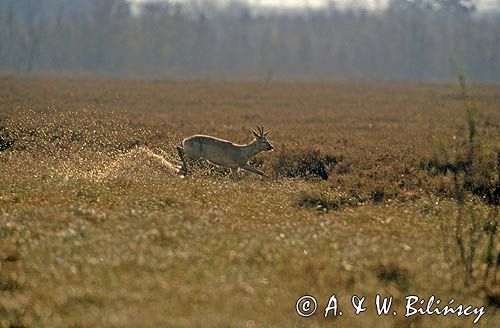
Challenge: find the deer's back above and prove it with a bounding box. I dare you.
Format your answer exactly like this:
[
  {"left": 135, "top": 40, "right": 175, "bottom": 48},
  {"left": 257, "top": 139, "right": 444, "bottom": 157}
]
[{"left": 182, "top": 135, "right": 242, "bottom": 167}]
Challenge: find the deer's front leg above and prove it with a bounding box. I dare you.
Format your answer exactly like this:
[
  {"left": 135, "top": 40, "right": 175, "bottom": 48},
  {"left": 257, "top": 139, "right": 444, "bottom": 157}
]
[
  {"left": 242, "top": 164, "right": 269, "bottom": 179},
  {"left": 176, "top": 146, "right": 188, "bottom": 175}
]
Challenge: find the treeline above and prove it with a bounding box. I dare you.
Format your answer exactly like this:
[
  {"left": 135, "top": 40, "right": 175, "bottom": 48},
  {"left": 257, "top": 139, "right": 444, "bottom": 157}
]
[{"left": 0, "top": 0, "right": 499, "bottom": 81}]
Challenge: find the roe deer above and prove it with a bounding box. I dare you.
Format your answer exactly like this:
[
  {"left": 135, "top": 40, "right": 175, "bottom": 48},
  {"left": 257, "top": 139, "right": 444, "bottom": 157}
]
[{"left": 176, "top": 126, "right": 273, "bottom": 178}]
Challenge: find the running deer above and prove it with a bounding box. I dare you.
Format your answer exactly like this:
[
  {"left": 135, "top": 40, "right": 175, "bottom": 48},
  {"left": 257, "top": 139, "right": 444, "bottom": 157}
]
[{"left": 176, "top": 126, "right": 273, "bottom": 178}]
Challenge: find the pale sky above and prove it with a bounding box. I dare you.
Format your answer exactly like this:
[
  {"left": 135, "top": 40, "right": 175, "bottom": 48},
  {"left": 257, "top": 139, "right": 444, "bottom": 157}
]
[
  {"left": 250, "top": 0, "right": 383, "bottom": 9},
  {"left": 129, "top": 0, "right": 498, "bottom": 11},
  {"left": 130, "top": 0, "right": 383, "bottom": 9}
]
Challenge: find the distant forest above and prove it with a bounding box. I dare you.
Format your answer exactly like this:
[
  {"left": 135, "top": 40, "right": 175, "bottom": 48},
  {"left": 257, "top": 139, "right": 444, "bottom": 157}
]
[{"left": 1, "top": 0, "right": 499, "bottom": 81}]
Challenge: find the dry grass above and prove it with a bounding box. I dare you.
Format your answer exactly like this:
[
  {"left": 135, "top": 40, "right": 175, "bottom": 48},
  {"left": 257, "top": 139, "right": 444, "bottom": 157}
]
[{"left": 0, "top": 76, "right": 499, "bottom": 327}]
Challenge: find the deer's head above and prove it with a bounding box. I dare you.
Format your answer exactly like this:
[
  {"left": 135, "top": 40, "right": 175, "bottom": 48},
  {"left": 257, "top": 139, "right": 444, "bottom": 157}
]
[{"left": 251, "top": 126, "right": 274, "bottom": 152}]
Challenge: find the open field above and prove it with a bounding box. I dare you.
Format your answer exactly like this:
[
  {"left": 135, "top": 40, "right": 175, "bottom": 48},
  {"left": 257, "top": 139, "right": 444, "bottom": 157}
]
[{"left": 0, "top": 76, "right": 499, "bottom": 327}]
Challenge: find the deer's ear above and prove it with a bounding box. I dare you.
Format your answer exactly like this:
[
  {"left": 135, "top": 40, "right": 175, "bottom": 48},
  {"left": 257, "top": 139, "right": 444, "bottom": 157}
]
[{"left": 251, "top": 129, "right": 260, "bottom": 138}]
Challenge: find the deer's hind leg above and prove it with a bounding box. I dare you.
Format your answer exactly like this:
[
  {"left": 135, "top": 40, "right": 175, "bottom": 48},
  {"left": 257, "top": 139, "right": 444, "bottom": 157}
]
[
  {"left": 176, "top": 145, "right": 188, "bottom": 176},
  {"left": 242, "top": 164, "right": 269, "bottom": 179}
]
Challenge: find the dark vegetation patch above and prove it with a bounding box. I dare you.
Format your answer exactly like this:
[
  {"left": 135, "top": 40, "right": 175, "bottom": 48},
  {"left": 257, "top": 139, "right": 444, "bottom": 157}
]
[
  {"left": 270, "top": 148, "right": 339, "bottom": 180},
  {"left": 485, "top": 290, "right": 500, "bottom": 309},
  {"left": 421, "top": 150, "right": 500, "bottom": 205},
  {"left": 297, "top": 189, "right": 364, "bottom": 211},
  {"left": 297, "top": 186, "right": 399, "bottom": 211},
  {"left": 0, "top": 276, "right": 21, "bottom": 292},
  {"left": 0, "top": 125, "right": 15, "bottom": 151},
  {"left": 370, "top": 187, "right": 385, "bottom": 203},
  {"left": 2, "top": 254, "right": 21, "bottom": 263},
  {"left": 374, "top": 262, "right": 410, "bottom": 292}
]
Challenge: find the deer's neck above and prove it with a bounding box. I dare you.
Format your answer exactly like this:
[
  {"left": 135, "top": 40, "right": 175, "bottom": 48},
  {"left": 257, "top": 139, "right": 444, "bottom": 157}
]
[{"left": 241, "top": 140, "right": 260, "bottom": 159}]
